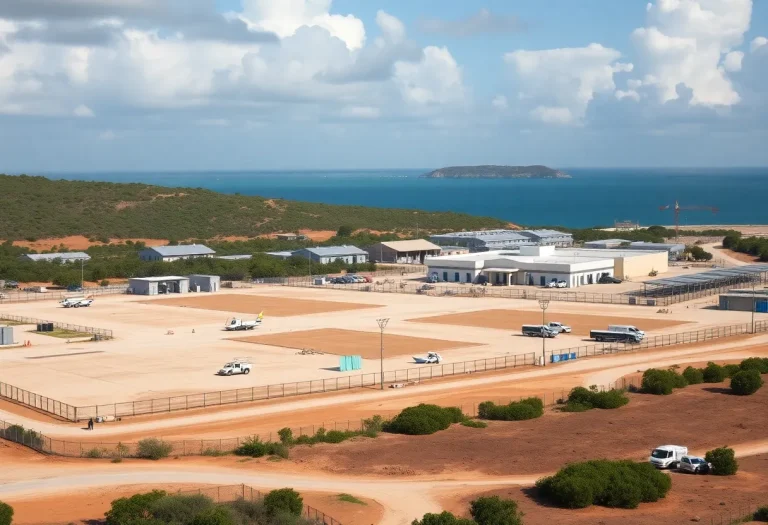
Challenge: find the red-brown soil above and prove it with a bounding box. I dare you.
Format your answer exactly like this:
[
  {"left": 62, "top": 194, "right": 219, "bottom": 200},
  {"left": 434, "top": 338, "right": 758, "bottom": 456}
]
[
  {"left": 721, "top": 249, "right": 760, "bottom": 263},
  {"left": 287, "top": 384, "right": 768, "bottom": 477},
  {"left": 10, "top": 236, "right": 168, "bottom": 251},
  {"left": 439, "top": 453, "right": 768, "bottom": 525},
  {"left": 236, "top": 328, "right": 483, "bottom": 359},
  {"left": 145, "top": 294, "right": 382, "bottom": 317},
  {"left": 409, "top": 309, "right": 686, "bottom": 337}
]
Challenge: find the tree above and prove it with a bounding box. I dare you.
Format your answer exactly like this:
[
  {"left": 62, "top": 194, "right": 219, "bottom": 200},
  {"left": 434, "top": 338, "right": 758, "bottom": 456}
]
[
  {"left": 470, "top": 496, "right": 524, "bottom": 525},
  {"left": 336, "top": 225, "right": 354, "bottom": 238},
  {"left": 263, "top": 488, "right": 303, "bottom": 517},
  {"left": 105, "top": 491, "right": 167, "bottom": 525},
  {"left": 412, "top": 511, "right": 475, "bottom": 525},
  {"left": 730, "top": 369, "right": 764, "bottom": 396},
  {"left": 722, "top": 233, "right": 742, "bottom": 250},
  {"left": 705, "top": 447, "right": 738, "bottom": 476},
  {"left": 686, "top": 245, "right": 712, "bottom": 261},
  {"left": 0, "top": 501, "right": 13, "bottom": 525}
]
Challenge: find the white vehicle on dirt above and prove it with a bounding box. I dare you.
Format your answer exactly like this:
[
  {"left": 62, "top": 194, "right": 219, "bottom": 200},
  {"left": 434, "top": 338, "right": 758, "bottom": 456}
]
[
  {"left": 678, "top": 455, "right": 711, "bottom": 474},
  {"left": 608, "top": 324, "right": 645, "bottom": 339},
  {"left": 217, "top": 359, "right": 252, "bottom": 376},
  {"left": 60, "top": 297, "right": 93, "bottom": 308},
  {"left": 649, "top": 445, "right": 688, "bottom": 469},
  {"left": 556, "top": 280, "right": 567, "bottom": 288},
  {"left": 413, "top": 352, "right": 442, "bottom": 364},
  {"left": 547, "top": 322, "right": 571, "bottom": 333},
  {"left": 224, "top": 313, "right": 263, "bottom": 331}
]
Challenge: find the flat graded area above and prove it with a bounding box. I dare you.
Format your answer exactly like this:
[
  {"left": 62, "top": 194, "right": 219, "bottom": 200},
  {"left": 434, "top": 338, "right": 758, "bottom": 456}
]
[
  {"left": 287, "top": 383, "right": 768, "bottom": 477},
  {"left": 408, "top": 308, "right": 687, "bottom": 336},
  {"left": 145, "top": 293, "right": 382, "bottom": 317},
  {"left": 235, "top": 328, "right": 483, "bottom": 359}
]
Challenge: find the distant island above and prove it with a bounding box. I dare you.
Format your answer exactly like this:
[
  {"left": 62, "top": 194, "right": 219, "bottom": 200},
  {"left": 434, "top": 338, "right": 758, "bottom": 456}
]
[{"left": 421, "top": 165, "right": 571, "bottom": 179}]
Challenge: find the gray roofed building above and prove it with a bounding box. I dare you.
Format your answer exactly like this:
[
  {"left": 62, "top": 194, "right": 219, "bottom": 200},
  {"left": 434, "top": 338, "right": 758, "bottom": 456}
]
[
  {"left": 19, "top": 251, "right": 91, "bottom": 263},
  {"left": 519, "top": 229, "right": 574, "bottom": 246},
  {"left": 216, "top": 254, "right": 253, "bottom": 260},
  {"left": 584, "top": 239, "right": 632, "bottom": 249},
  {"left": 430, "top": 228, "right": 573, "bottom": 251},
  {"left": 139, "top": 244, "right": 216, "bottom": 262},
  {"left": 293, "top": 245, "right": 368, "bottom": 264}
]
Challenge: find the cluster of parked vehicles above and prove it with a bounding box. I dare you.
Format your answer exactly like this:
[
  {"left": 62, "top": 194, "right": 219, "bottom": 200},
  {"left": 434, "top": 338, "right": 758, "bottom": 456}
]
[
  {"left": 520, "top": 323, "right": 645, "bottom": 343},
  {"left": 649, "top": 445, "right": 712, "bottom": 474},
  {"left": 522, "top": 322, "right": 572, "bottom": 338},
  {"left": 329, "top": 274, "right": 372, "bottom": 284}
]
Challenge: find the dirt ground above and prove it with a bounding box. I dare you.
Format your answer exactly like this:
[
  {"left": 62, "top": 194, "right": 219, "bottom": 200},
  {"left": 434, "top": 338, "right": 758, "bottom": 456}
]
[
  {"left": 9, "top": 236, "right": 169, "bottom": 251},
  {"left": 408, "top": 309, "right": 686, "bottom": 337},
  {"left": 236, "top": 328, "right": 483, "bottom": 359},
  {"left": 145, "top": 294, "right": 383, "bottom": 317},
  {"left": 720, "top": 249, "right": 760, "bottom": 263},
  {"left": 286, "top": 384, "right": 768, "bottom": 477},
  {"left": 439, "top": 453, "right": 768, "bottom": 525}
]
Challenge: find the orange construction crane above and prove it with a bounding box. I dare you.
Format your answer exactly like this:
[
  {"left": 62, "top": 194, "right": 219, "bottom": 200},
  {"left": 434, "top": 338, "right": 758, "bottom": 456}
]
[{"left": 659, "top": 201, "right": 719, "bottom": 240}]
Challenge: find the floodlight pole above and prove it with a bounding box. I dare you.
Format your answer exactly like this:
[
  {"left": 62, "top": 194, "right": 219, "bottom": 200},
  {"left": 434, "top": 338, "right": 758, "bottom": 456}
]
[
  {"left": 539, "top": 299, "right": 549, "bottom": 366},
  {"left": 377, "top": 318, "right": 389, "bottom": 390},
  {"left": 752, "top": 278, "right": 756, "bottom": 334}
]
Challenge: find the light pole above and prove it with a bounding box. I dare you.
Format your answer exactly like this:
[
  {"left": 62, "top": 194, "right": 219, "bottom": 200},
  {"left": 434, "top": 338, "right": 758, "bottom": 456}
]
[
  {"left": 538, "top": 299, "right": 549, "bottom": 366},
  {"left": 752, "top": 278, "right": 757, "bottom": 334},
  {"left": 80, "top": 258, "right": 85, "bottom": 290},
  {"left": 377, "top": 318, "right": 389, "bottom": 390}
]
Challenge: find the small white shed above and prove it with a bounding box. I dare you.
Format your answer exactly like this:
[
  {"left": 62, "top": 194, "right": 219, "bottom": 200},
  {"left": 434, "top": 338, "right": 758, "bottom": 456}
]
[{"left": 188, "top": 274, "right": 221, "bottom": 292}]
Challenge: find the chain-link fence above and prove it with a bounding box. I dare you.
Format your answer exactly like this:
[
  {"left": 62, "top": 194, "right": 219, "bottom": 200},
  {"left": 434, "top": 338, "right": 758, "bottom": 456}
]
[
  {"left": 1, "top": 320, "right": 765, "bottom": 422},
  {"left": 0, "top": 313, "right": 113, "bottom": 339},
  {"left": 697, "top": 502, "right": 767, "bottom": 525},
  {"left": 0, "top": 285, "right": 128, "bottom": 304}
]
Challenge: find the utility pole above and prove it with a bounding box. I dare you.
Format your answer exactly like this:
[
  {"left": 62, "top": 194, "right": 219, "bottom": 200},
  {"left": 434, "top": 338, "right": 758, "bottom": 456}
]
[
  {"left": 377, "top": 318, "right": 389, "bottom": 390},
  {"left": 538, "top": 299, "right": 549, "bottom": 366},
  {"left": 81, "top": 258, "right": 85, "bottom": 290},
  {"left": 752, "top": 278, "right": 757, "bottom": 334}
]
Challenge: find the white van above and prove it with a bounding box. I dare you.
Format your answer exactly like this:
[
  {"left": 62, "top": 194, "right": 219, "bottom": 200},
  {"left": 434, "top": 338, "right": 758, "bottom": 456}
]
[
  {"left": 608, "top": 325, "right": 645, "bottom": 339},
  {"left": 649, "top": 445, "right": 688, "bottom": 469}
]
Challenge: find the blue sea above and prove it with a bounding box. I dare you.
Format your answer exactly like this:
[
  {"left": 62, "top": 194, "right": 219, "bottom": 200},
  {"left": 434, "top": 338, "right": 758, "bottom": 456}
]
[{"left": 45, "top": 168, "right": 768, "bottom": 228}]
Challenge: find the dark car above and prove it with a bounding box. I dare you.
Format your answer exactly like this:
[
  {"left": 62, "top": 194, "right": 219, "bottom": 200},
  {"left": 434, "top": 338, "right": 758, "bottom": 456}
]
[
  {"left": 598, "top": 275, "right": 622, "bottom": 284},
  {"left": 4, "top": 280, "right": 19, "bottom": 289}
]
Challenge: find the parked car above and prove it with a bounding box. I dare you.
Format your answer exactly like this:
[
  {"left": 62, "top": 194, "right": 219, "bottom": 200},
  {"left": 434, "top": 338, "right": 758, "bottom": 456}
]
[
  {"left": 546, "top": 279, "right": 558, "bottom": 288},
  {"left": 67, "top": 284, "right": 83, "bottom": 292},
  {"left": 522, "top": 325, "right": 558, "bottom": 338},
  {"left": 547, "top": 322, "right": 572, "bottom": 333},
  {"left": 217, "top": 359, "right": 252, "bottom": 376},
  {"left": 649, "top": 445, "right": 688, "bottom": 469},
  {"left": 598, "top": 274, "right": 622, "bottom": 284},
  {"left": 678, "top": 455, "right": 711, "bottom": 474},
  {"left": 4, "top": 280, "right": 19, "bottom": 289},
  {"left": 556, "top": 280, "right": 567, "bottom": 288}
]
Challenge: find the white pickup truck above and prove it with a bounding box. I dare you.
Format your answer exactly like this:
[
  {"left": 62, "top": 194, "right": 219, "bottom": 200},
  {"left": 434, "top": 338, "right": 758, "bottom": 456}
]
[
  {"left": 649, "top": 445, "right": 688, "bottom": 469},
  {"left": 224, "top": 316, "right": 261, "bottom": 331},
  {"left": 217, "top": 360, "right": 252, "bottom": 375},
  {"left": 60, "top": 297, "right": 93, "bottom": 308},
  {"left": 547, "top": 322, "right": 572, "bottom": 333}
]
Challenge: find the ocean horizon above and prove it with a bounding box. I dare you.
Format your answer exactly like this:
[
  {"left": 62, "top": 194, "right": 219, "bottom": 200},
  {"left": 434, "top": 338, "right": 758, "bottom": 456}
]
[{"left": 39, "top": 167, "right": 768, "bottom": 228}]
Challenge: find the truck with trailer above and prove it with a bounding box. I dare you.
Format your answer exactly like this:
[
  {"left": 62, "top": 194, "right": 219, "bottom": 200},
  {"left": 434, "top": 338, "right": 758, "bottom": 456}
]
[
  {"left": 608, "top": 324, "right": 645, "bottom": 339},
  {"left": 590, "top": 329, "right": 643, "bottom": 343}
]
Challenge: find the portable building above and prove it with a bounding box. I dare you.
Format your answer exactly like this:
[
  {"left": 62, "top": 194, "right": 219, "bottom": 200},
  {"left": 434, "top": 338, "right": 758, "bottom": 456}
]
[
  {"left": 188, "top": 274, "right": 220, "bottom": 292},
  {"left": 139, "top": 244, "right": 215, "bottom": 262},
  {"left": 128, "top": 276, "right": 190, "bottom": 295},
  {"left": 0, "top": 326, "right": 13, "bottom": 346},
  {"left": 293, "top": 246, "right": 368, "bottom": 264},
  {"left": 365, "top": 240, "right": 441, "bottom": 264},
  {"left": 719, "top": 289, "right": 768, "bottom": 312},
  {"left": 19, "top": 252, "right": 91, "bottom": 263}
]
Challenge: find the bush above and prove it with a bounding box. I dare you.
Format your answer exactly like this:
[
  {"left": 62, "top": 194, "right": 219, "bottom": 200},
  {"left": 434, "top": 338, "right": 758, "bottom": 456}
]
[
  {"left": 277, "top": 427, "right": 293, "bottom": 445},
  {"left": 682, "top": 366, "right": 704, "bottom": 385},
  {"left": 189, "top": 506, "right": 236, "bottom": 525},
  {"left": 723, "top": 364, "right": 741, "bottom": 378},
  {"left": 754, "top": 506, "right": 768, "bottom": 521},
  {"left": 100, "top": 279, "right": 110, "bottom": 287},
  {"left": 536, "top": 460, "right": 671, "bottom": 509},
  {"left": 478, "top": 397, "right": 544, "bottom": 421},
  {"left": 263, "top": 488, "right": 303, "bottom": 517},
  {"left": 411, "top": 511, "right": 475, "bottom": 525},
  {"left": 702, "top": 362, "right": 727, "bottom": 383},
  {"left": 705, "top": 447, "right": 738, "bottom": 476},
  {"left": 136, "top": 438, "right": 173, "bottom": 460},
  {"left": 461, "top": 419, "right": 488, "bottom": 428},
  {"left": 730, "top": 369, "right": 764, "bottom": 395},
  {"left": 641, "top": 368, "right": 688, "bottom": 395},
  {"left": 234, "top": 437, "right": 288, "bottom": 458},
  {"left": 85, "top": 447, "right": 107, "bottom": 458},
  {"left": 564, "top": 387, "right": 629, "bottom": 411},
  {"left": 0, "top": 501, "right": 13, "bottom": 525},
  {"left": 740, "top": 357, "right": 768, "bottom": 374},
  {"left": 469, "top": 496, "right": 524, "bottom": 525},
  {"left": 105, "top": 490, "right": 167, "bottom": 525},
  {"left": 362, "top": 414, "right": 384, "bottom": 437},
  {"left": 383, "top": 404, "right": 463, "bottom": 435},
  {"left": 151, "top": 494, "right": 214, "bottom": 523},
  {"left": 1, "top": 424, "right": 44, "bottom": 449}
]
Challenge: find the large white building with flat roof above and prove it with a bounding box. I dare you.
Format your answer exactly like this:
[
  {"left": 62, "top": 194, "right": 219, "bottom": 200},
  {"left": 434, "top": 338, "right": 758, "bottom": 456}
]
[{"left": 430, "top": 229, "right": 573, "bottom": 251}]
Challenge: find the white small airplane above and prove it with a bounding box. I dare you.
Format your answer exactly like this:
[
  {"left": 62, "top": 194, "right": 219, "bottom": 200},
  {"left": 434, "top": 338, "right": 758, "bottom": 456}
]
[{"left": 413, "top": 351, "right": 442, "bottom": 364}]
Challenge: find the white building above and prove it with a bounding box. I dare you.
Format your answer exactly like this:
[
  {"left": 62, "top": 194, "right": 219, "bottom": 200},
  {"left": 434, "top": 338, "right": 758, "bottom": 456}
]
[
  {"left": 128, "top": 276, "right": 190, "bottom": 295},
  {"left": 292, "top": 246, "right": 368, "bottom": 264},
  {"left": 19, "top": 252, "right": 91, "bottom": 263},
  {"left": 429, "top": 229, "right": 573, "bottom": 252},
  {"left": 139, "top": 244, "right": 216, "bottom": 262}
]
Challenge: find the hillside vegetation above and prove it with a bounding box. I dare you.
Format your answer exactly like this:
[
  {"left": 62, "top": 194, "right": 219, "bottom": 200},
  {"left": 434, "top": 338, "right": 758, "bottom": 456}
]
[{"left": 0, "top": 174, "right": 506, "bottom": 240}]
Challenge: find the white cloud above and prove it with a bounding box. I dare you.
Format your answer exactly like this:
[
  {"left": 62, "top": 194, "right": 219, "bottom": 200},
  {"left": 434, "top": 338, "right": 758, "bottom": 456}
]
[
  {"left": 616, "top": 90, "right": 641, "bottom": 101},
  {"left": 504, "top": 43, "right": 631, "bottom": 124},
  {"left": 491, "top": 95, "right": 508, "bottom": 110},
  {"left": 393, "top": 46, "right": 465, "bottom": 106},
  {"left": 630, "top": 0, "right": 752, "bottom": 106},
  {"left": 340, "top": 105, "right": 380, "bottom": 119},
  {"left": 98, "top": 129, "right": 116, "bottom": 140},
  {"left": 752, "top": 36, "right": 768, "bottom": 53},
  {"left": 73, "top": 104, "right": 94, "bottom": 117},
  {"left": 723, "top": 50, "right": 743, "bottom": 72}
]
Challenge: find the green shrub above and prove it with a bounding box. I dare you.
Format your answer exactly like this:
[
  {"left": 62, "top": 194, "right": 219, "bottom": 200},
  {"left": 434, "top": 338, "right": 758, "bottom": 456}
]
[
  {"left": 702, "top": 362, "right": 728, "bottom": 383},
  {"left": 85, "top": 447, "right": 106, "bottom": 458},
  {"left": 461, "top": 419, "right": 488, "bottom": 428},
  {"left": 151, "top": 494, "right": 214, "bottom": 523},
  {"left": 234, "top": 437, "right": 288, "bottom": 458},
  {"left": 536, "top": 460, "right": 671, "bottom": 509},
  {"left": 1, "top": 424, "right": 44, "bottom": 449},
  {"left": 564, "top": 387, "right": 629, "bottom": 411},
  {"left": 705, "top": 447, "right": 738, "bottom": 476},
  {"left": 469, "top": 496, "right": 524, "bottom": 525},
  {"left": 105, "top": 490, "right": 166, "bottom": 525},
  {"left": 478, "top": 397, "right": 544, "bottom": 421},
  {"left": 730, "top": 369, "right": 764, "bottom": 395},
  {"left": 411, "top": 511, "right": 475, "bottom": 525},
  {"left": 263, "top": 488, "right": 303, "bottom": 517},
  {"left": 136, "top": 438, "right": 173, "bottom": 460},
  {"left": 0, "top": 501, "right": 13, "bottom": 525},
  {"left": 201, "top": 448, "right": 229, "bottom": 457},
  {"left": 641, "top": 368, "right": 688, "bottom": 395},
  {"left": 754, "top": 506, "right": 768, "bottom": 521},
  {"left": 682, "top": 366, "right": 704, "bottom": 384},
  {"left": 362, "top": 415, "right": 384, "bottom": 437},
  {"left": 383, "top": 404, "right": 462, "bottom": 435},
  {"left": 560, "top": 402, "right": 592, "bottom": 413},
  {"left": 277, "top": 427, "right": 293, "bottom": 444},
  {"left": 723, "top": 364, "right": 741, "bottom": 378},
  {"left": 189, "top": 506, "right": 236, "bottom": 525},
  {"left": 740, "top": 357, "right": 768, "bottom": 374},
  {"left": 337, "top": 493, "right": 366, "bottom": 505}
]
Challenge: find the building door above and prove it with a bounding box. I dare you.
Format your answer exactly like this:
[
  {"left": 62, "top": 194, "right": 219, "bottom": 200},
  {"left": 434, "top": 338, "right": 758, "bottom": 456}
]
[
  {"left": 466, "top": 272, "right": 472, "bottom": 283},
  {"left": 454, "top": 272, "right": 459, "bottom": 282},
  {"left": 443, "top": 271, "right": 448, "bottom": 282},
  {"left": 757, "top": 300, "right": 768, "bottom": 313},
  {"left": 540, "top": 276, "right": 546, "bottom": 286}
]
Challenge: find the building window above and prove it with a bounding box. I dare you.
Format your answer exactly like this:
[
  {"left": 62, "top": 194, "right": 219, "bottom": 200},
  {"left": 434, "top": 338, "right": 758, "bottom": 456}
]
[
  {"left": 454, "top": 272, "right": 459, "bottom": 282},
  {"left": 466, "top": 272, "right": 472, "bottom": 283}
]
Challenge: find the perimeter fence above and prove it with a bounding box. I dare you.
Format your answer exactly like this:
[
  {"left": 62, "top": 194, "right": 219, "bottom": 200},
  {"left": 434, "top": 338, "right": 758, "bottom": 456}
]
[
  {"left": 0, "top": 285, "right": 128, "bottom": 304},
  {"left": 1, "top": 319, "right": 765, "bottom": 423},
  {"left": 0, "top": 376, "right": 639, "bottom": 459},
  {"left": 696, "top": 502, "right": 767, "bottom": 525},
  {"left": 0, "top": 313, "right": 113, "bottom": 339}
]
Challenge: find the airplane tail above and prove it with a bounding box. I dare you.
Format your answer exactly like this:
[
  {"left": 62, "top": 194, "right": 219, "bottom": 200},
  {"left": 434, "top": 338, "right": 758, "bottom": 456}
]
[{"left": 257, "top": 311, "right": 264, "bottom": 320}]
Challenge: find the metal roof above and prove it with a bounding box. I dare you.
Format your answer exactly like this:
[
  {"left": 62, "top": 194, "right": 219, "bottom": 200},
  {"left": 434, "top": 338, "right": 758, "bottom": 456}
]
[
  {"left": 521, "top": 229, "right": 572, "bottom": 238},
  {"left": 217, "top": 254, "right": 253, "bottom": 260},
  {"left": 129, "top": 276, "right": 189, "bottom": 282},
  {"left": 22, "top": 252, "right": 91, "bottom": 261},
  {"left": 299, "top": 245, "right": 367, "bottom": 256},
  {"left": 144, "top": 244, "right": 215, "bottom": 257},
  {"left": 629, "top": 242, "right": 685, "bottom": 250},
  {"left": 642, "top": 264, "right": 768, "bottom": 296},
  {"left": 377, "top": 239, "right": 441, "bottom": 252},
  {"left": 431, "top": 230, "right": 528, "bottom": 241},
  {"left": 585, "top": 239, "right": 630, "bottom": 245}
]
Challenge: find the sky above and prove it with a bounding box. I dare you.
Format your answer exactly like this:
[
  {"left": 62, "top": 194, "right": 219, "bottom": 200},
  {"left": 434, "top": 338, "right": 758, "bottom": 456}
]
[{"left": 0, "top": 0, "right": 767, "bottom": 172}]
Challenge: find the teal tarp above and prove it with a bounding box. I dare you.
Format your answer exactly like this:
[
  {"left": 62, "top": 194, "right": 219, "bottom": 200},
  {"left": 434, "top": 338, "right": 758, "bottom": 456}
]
[{"left": 339, "top": 355, "right": 362, "bottom": 372}]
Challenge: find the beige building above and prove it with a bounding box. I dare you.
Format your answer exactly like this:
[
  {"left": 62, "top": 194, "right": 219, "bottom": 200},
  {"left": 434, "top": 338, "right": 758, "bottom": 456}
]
[
  {"left": 365, "top": 239, "right": 441, "bottom": 264},
  {"left": 560, "top": 248, "right": 668, "bottom": 279}
]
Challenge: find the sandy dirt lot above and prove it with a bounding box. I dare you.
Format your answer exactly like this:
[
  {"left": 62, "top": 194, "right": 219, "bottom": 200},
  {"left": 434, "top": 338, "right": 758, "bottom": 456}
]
[
  {"left": 236, "top": 328, "right": 483, "bottom": 359},
  {"left": 147, "top": 293, "right": 383, "bottom": 317},
  {"left": 439, "top": 453, "right": 768, "bottom": 525},
  {"left": 408, "top": 309, "right": 686, "bottom": 337},
  {"left": 286, "top": 384, "right": 768, "bottom": 477}
]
